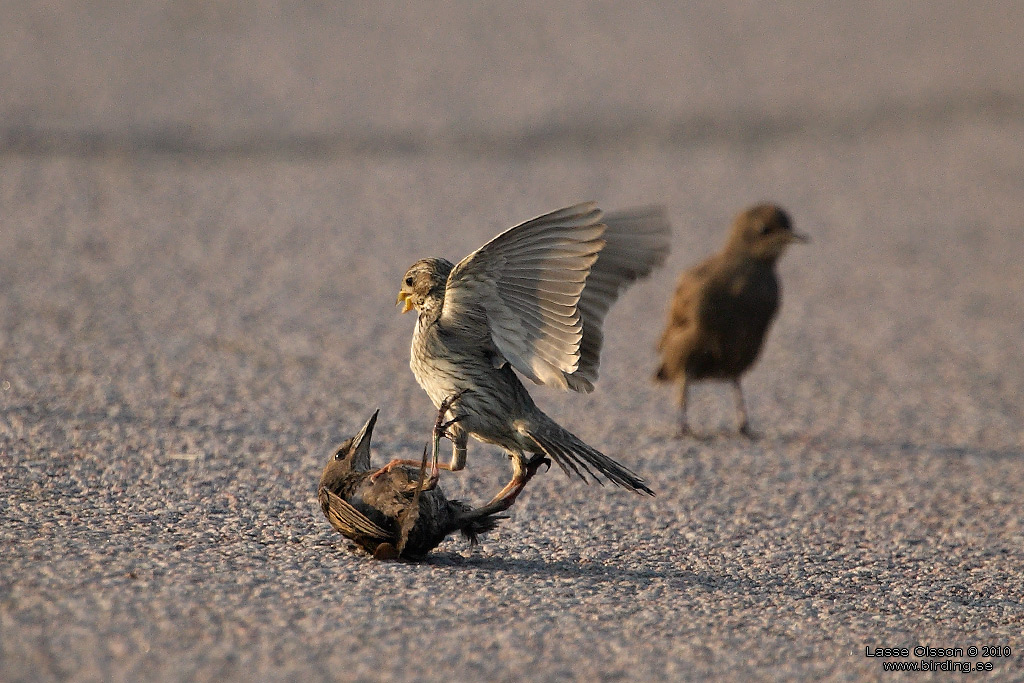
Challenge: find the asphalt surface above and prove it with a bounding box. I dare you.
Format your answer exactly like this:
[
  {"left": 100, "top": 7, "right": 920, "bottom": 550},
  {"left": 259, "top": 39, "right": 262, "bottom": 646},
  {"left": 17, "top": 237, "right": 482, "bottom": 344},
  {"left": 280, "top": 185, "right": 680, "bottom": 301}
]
[{"left": 2, "top": 3, "right": 1024, "bottom": 681}]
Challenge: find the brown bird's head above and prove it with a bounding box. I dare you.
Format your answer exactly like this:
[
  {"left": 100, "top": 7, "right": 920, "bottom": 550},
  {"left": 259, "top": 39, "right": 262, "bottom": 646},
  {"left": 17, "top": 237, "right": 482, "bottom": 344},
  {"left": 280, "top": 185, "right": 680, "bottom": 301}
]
[
  {"left": 727, "top": 204, "right": 808, "bottom": 261},
  {"left": 396, "top": 258, "right": 454, "bottom": 314},
  {"left": 320, "top": 410, "right": 379, "bottom": 488}
]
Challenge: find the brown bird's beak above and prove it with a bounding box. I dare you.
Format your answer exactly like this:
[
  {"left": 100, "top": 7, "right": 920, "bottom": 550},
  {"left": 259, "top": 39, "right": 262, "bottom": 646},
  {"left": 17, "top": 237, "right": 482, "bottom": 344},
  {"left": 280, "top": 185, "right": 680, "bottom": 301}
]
[
  {"left": 351, "top": 409, "right": 379, "bottom": 470},
  {"left": 396, "top": 290, "right": 414, "bottom": 314}
]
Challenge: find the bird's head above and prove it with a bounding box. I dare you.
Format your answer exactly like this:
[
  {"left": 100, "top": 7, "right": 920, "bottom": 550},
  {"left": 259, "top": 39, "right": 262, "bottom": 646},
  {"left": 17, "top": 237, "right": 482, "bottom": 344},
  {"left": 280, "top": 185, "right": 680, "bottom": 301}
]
[
  {"left": 396, "top": 258, "right": 453, "bottom": 314},
  {"left": 320, "top": 410, "right": 379, "bottom": 486},
  {"left": 728, "top": 204, "right": 808, "bottom": 261}
]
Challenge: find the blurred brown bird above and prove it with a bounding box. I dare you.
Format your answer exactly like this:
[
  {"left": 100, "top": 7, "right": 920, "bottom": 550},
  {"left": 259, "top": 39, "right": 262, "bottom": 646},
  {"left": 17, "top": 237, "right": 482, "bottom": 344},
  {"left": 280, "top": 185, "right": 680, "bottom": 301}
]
[
  {"left": 655, "top": 204, "right": 807, "bottom": 437},
  {"left": 385, "top": 203, "right": 670, "bottom": 504},
  {"left": 318, "top": 397, "right": 548, "bottom": 560}
]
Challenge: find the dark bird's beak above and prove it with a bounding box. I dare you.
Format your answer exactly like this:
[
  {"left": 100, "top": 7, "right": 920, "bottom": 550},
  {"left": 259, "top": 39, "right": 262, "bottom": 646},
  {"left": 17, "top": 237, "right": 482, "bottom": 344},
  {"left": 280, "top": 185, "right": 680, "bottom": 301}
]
[
  {"left": 790, "top": 231, "right": 810, "bottom": 243},
  {"left": 351, "top": 409, "right": 379, "bottom": 470}
]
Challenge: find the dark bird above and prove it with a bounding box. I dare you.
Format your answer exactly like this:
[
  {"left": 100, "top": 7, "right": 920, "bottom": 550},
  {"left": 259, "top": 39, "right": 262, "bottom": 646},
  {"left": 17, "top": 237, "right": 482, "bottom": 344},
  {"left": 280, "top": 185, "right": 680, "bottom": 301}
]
[
  {"left": 386, "top": 203, "right": 670, "bottom": 504},
  {"left": 318, "top": 398, "right": 548, "bottom": 560},
  {"left": 655, "top": 203, "right": 806, "bottom": 437}
]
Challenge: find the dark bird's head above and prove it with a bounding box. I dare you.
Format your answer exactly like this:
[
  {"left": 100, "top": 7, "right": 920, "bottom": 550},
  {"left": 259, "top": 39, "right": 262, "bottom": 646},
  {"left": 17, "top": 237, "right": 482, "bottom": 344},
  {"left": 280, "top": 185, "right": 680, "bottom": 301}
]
[
  {"left": 396, "top": 258, "right": 454, "bottom": 315},
  {"left": 727, "top": 204, "right": 807, "bottom": 261},
  {"left": 320, "top": 410, "right": 379, "bottom": 487}
]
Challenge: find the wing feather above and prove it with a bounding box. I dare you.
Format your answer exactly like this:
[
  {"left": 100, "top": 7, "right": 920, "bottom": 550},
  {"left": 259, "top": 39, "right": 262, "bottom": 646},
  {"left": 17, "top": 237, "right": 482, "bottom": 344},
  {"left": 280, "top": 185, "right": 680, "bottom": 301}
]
[
  {"left": 319, "top": 489, "right": 393, "bottom": 542},
  {"left": 500, "top": 281, "right": 580, "bottom": 307},
  {"left": 441, "top": 203, "right": 670, "bottom": 392},
  {"left": 442, "top": 203, "right": 606, "bottom": 387},
  {"left": 566, "top": 206, "right": 672, "bottom": 392}
]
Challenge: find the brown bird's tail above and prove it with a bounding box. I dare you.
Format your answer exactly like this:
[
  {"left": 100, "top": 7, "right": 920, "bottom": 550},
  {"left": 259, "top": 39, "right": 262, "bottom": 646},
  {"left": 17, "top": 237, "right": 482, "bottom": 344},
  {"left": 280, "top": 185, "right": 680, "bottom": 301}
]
[
  {"left": 525, "top": 419, "right": 654, "bottom": 496},
  {"left": 452, "top": 501, "right": 508, "bottom": 545}
]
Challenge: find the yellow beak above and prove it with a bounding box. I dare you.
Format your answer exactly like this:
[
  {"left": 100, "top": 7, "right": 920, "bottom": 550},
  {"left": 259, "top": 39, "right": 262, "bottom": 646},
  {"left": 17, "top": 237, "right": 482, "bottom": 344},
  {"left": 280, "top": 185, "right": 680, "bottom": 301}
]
[{"left": 396, "top": 291, "right": 414, "bottom": 313}]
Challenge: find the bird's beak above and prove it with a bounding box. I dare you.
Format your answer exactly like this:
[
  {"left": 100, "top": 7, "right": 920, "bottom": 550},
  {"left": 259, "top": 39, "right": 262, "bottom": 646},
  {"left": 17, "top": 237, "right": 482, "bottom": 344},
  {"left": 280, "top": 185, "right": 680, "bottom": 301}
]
[
  {"left": 790, "top": 231, "right": 810, "bottom": 243},
  {"left": 351, "top": 409, "right": 379, "bottom": 470},
  {"left": 396, "top": 290, "right": 414, "bottom": 314}
]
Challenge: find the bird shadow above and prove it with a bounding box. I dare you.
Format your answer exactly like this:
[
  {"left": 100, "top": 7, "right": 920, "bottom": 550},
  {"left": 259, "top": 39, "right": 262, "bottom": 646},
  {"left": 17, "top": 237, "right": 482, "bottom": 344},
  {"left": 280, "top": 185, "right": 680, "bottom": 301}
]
[
  {"left": 420, "top": 552, "right": 763, "bottom": 594},
  {"left": 643, "top": 427, "right": 758, "bottom": 444},
  {"left": 769, "top": 431, "right": 1024, "bottom": 461},
  {"left": 643, "top": 427, "right": 1023, "bottom": 461}
]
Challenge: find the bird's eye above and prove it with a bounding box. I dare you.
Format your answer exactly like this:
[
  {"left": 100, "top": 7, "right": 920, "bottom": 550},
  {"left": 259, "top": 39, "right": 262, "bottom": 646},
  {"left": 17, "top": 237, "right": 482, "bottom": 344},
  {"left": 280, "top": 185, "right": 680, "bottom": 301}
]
[
  {"left": 759, "top": 223, "right": 774, "bottom": 236},
  {"left": 404, "top": 276, "right": 414, "bottom": 287},
  {"left": 334, "top": 449, "right": 345, "bottom": 460}
]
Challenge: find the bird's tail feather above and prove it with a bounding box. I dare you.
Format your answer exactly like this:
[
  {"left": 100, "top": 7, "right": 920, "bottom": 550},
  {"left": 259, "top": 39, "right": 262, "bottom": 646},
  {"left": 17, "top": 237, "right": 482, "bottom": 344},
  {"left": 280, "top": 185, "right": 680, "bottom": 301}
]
[
  {"left": 449, "top": 500, "right": 508, "bottom": 545},
  {"left": 526, "top": 422, "right": 654, "bottom": 496},
  {"left": 460, "top": 511, "right": 508, "bottom": 545}
]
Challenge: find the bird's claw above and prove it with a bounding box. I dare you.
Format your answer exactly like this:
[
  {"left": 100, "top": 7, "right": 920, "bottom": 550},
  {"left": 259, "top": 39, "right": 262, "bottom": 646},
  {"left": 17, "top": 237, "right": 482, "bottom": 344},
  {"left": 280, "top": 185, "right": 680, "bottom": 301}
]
[
  {"left": 435, "top": 415, "right": 466, "bottom": 442},
  {"left": 438, "top": 414, "right": 466, "bottom": 430},
  {"left": 437, "top": 389, "right": 471, "bottom": 415},
  {"left": 368, "top": 465, "right": 391, "bottom": 482},
  {"left": 525, "top": 454, "right": 551, "bottom": 476},
  {"left": 737, "top": 424, "right": 759, "bottom": 440},
  {"left": 674, "top": 423, "right": 693, "bottom": 439},
  {"left": 434, "top": 390, "right": 471, "bottom": 442}
]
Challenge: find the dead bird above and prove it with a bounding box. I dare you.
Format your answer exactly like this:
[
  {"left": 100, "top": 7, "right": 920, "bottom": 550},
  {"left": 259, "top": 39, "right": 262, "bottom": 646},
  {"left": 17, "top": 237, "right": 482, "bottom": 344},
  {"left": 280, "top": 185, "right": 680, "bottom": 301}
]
[
  {"left": 655, "top": 204, "right": 807, "bottom": 437},
  {"left": 318, "top": 397, "right": 549, "bottom": 560}
]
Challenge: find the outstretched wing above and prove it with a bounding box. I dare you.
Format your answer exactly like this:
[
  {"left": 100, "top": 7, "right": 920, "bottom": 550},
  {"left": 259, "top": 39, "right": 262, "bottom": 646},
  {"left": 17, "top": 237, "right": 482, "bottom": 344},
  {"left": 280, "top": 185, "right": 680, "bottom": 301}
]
[
  {"left": 441, "top": 203, "right": 606, "bottom": 389},
  {"left": 568, "top": 206, "right": 672, "bottom": 392}
]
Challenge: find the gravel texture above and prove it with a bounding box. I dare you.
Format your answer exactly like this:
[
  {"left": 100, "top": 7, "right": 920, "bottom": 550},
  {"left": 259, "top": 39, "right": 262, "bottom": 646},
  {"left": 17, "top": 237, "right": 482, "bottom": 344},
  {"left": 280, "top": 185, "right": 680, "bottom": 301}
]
[{"left": 2, "top": 3, "right": 1023, "bottom": 681}]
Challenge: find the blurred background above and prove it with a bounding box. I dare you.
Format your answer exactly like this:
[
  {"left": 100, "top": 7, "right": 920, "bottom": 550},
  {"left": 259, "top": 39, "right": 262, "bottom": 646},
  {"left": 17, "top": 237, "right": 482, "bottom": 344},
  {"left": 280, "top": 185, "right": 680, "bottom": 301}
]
[
  {"left": 3, "top": 3, "right": 1022, "bottom": 155},
  {"left": 2, "top": 2, "right": 1023, "bottom": 679},
  {"left": 2, "top": 1, "right": 1021, "bottom": 451}
]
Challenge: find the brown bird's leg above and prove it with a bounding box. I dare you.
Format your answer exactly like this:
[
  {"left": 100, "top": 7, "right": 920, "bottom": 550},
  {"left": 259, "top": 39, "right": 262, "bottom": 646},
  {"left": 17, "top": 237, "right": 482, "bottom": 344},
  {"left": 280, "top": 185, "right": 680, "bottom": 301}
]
[
  {"left": 394, "top": 445, "right": 430, "bottom": 553},
  {"left": 370, "top": 391, "right": 469, "bottom": 486},
  {"left": 484, "top": 452, "right": 551, "bottom": 510},
  {"left": 370, "top": 452, "right": 455, "bottom": 488},
  {"left": 390, "top": 418, "right": 459, "bottom": 494},
  {"left": 675, "top": 376, "right": 692, "bottom": 438},
  {"left": 732, "top": 379, "right": 753, "bottom": 437}
]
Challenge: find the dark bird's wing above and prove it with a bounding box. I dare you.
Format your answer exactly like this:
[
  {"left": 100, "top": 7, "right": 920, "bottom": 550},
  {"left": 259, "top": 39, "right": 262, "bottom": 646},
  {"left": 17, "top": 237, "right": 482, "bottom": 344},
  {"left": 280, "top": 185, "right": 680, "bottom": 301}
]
[
  {"left": 569, "top": 207, "right": 671, "bottom": 392},
  {"left": 442, "top": 203, "right": 606, "bottom": 389},
  {"left": 655, "top": 257, "right": 723, "bottom": 382},
  {"left": 319, "top": 488, "right": 393, "bottom": 543},
  {"left": 659, "top": 258, "right": 715, "bottom": 350}
]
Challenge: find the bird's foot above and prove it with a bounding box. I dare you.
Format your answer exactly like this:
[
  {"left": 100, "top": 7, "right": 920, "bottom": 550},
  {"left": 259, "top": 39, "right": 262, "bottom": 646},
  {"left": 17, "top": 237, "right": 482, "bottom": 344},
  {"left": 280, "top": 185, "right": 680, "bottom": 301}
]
[
  {"left": 525, "top": 453, "right": 552, "bottom": 477},
  {"left": 399, "top": 452, "right": 442, "bottom": 495},
  {"left": 434, "top": 390, "right": 470, "bottom": 441},
  {"left": 737, "top": 423, "right": 760, "bottom": 440},
  {"left": 435, "top": 415, "right": 466, "bottom": 442},
  {"left": 373, "top": 543, "right": 400, "bottom": 561},
  {"left": 370, "top": 458, "right": 442, "bottom": 490},
  {"left": 368, "top": 460, "right": 398, "bottom": 482},
  {"left": 481, "top": 455, "right": 551, "bottom": 513},
  {"left": 673, "top": 426, "right": 715, "bottom": 442}
]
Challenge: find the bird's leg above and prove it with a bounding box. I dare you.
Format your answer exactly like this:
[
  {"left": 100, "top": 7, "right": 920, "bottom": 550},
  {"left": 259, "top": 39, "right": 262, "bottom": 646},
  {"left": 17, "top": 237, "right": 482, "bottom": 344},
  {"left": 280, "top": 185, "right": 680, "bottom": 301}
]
[
  {"left": 425, "top": 413, "right": 467, "bottom": 489},
  {"left": 483, "top": 452, "right": 551, "bottom": 511},
  {"left": 373, "top": 426, "right": 468, "bottom": 481},
  {"left": 675, "top": 376, "right": 692, "bottom": 438},
  {"left": 395, "top": 445, "right": 429, "bottom": 551},
  {"left": 732, "top": 379, "right": 753, "bottom": 437},
  {"left": 373, "top": 427, "right": 467, "bottom": 486},
  {"left": 432, "top": 391, "right": 469, "bottom": 479},
  {"left": 370, "top": 391, "right": 469, "bottom": 486}
]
